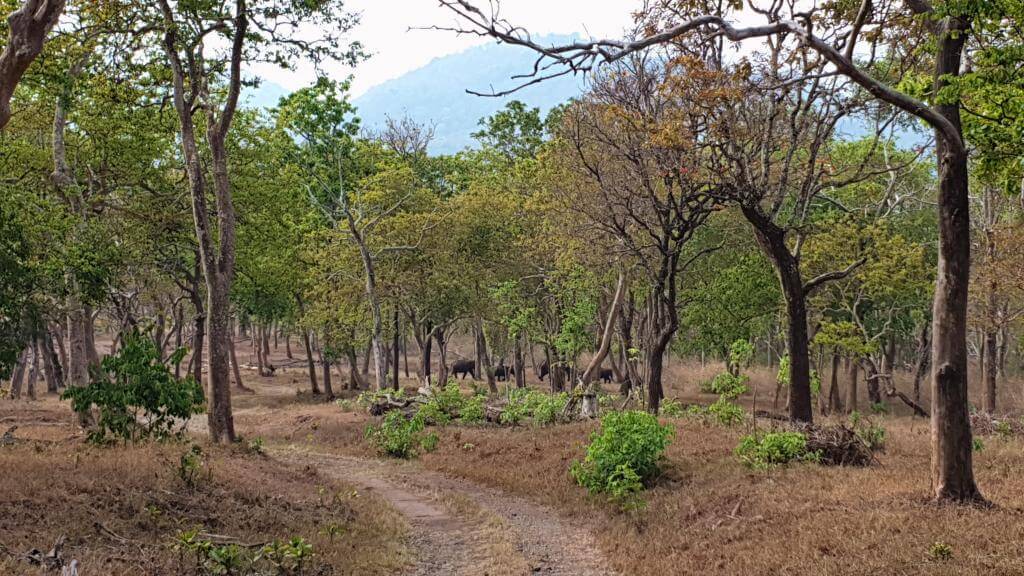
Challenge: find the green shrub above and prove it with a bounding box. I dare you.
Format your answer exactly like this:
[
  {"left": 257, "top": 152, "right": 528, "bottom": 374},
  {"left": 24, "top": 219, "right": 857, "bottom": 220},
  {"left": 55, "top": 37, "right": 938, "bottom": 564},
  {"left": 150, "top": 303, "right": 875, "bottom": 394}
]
[
  {"left": 660, "top": 398, "right": 685, "bottom": 418},
  {"left": 735, "top": 431, "right": 819, "bottom": 469},
  {"left": 702, "top": 372, "right": 749, "bottom": 399},
  {"left": 685, "top": 398, "right": 745, "bottom": 426},
  {"left": 457, "top": 394, "right": 486, "bottom": 424},
  {"left": 365, "top": 412, "right": 434, "bottom": 458},
  {"left": 973, "top": 438, "right": 985, "bottom": 452},
  {"left": 61, "top": 331, "right": 205, "bottom": 445},
  {"left": 531, "top": 392, "right": 568, "bottom": 425},
  {"left": 570, "top": 411, "right": 673, "bottom": 503},
  {"left": 728, "top": 339, "right": 755, "bottom": 372},
  {"left": 849, "top": 413, "right": 886, "bottom": 451},
  {"left": 500, "top": 388, "right": 533, "bottom": 426},
  {"left": 870, "top": 401, "right": 889, "bottom": 415}
]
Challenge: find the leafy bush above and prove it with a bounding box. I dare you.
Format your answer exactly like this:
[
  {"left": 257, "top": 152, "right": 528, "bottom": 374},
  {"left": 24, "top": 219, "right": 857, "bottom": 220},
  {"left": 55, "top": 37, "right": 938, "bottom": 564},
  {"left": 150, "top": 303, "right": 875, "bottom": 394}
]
[
  {"left": 735, "top": 431, "right": 820, "bottom": 469},
  {"left": 571, "top": 411, "right": 673, "bottom": 503},
  {"left": 727, "top": 339, "right": 754, "bottom": 372},
  {"left": 700, "top": 372, "right": 749, "bottom": 399},
  {"left": 530, "top": 391, "right": 568, "bottom": 425},
  {"left": 365, "top": 412, "right": 434, "bottom": 458},
  {"left": 500, "top": 388, "right": 533, "bottom": 425},
  {"left": 62, "top": 331, "right": 204, "bottom": 444},
  {"left": 175, "top": 530, "right": 316, "bottom": 576},
  {"left": 870, "top": 401, "right": 889, "bottom": 415},
  {"left": 686, "top": 398, "right": 745, "bottom": 426},
  {"left": 849, "top": 412, "right": 886, "bottom": 451},
  {"left": 457, "top": 394, "right": 486, "bottom": 424},
  {"left": 660, "top": 398, "right": 685, "bottom": 417}
]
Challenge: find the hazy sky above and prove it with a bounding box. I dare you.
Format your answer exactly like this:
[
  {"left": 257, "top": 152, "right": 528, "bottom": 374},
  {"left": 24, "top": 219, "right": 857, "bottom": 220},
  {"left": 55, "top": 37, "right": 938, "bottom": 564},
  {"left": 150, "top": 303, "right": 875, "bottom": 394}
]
[{"left": 251, "top": 0, "right": 639, "bottom": 97}]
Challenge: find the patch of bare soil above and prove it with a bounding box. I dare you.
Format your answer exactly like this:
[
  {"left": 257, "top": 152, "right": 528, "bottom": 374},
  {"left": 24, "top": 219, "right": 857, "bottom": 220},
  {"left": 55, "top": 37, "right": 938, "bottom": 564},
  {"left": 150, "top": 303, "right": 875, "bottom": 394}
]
[{"left": 273, "top": 447, "right": 615, "bottom": 576}]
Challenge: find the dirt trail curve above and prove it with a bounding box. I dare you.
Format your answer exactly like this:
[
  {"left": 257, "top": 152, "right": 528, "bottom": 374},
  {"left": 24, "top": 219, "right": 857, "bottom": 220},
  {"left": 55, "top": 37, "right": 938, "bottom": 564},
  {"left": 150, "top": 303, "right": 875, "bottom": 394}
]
[{"left": 272, "top": 448, "right": 615, "bottom": 576}]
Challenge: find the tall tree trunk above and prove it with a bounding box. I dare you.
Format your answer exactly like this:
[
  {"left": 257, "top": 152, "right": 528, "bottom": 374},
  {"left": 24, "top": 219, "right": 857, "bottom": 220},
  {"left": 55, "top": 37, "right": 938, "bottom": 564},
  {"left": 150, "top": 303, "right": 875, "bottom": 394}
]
[
  {"left": 25, "top": 337, "right": 39, "bottom": 400},
  {"left": 42, "top": 329, "right": 63, "bottom": 392},
  {"left": 743, "top": 206, "right": 814, "bottom": 423},
  {"left": 476, "top": 320, "right": 496, "bottom": 393},
  {"left": 828, "top": 350, "right": 843, "bottom": 415},
  {"left": 285, "top": 333, "right": 292, "bottom": 359},
  {"left": 912, "top": 323, "right": 931, "bottom": 404},
  {"left": 392, "top": 309, "right": 400, "bottom": 391},
  {"left": 346, "top": 345, "right": 364, "bottom": 390},
  {"left": 434, "top": 328, "right": 449, "bottom": 385},
  {"left": 929, "top": 14, "right": 982, "bottom": 503},
  {"left": 302, "top": 330, "right": 319, "bottom": 394},
  {"left": 865, "top": 357, "right": 882, "bottom": 405},
  {"left": 513, "top": 333, "right": 526, "bottom": 389},
  {"left": 846, "top": 356, "right": 859, "bottom": 414},
  {"left": 9, "top": 348, "right": 27, "bottom": 399},
  {"left": 403, "top": 328, "right": 409, "bottom": 378},
  {"left": 319, "top": 347, "right": 334, "bottom": 399}
]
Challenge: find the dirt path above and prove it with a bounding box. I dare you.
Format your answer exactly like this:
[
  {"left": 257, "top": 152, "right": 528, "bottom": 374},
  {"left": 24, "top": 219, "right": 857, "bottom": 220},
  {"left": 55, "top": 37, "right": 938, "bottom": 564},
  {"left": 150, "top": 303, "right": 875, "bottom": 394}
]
[{"left": 272, "top": 447, "right": 615, "bottom": 576}]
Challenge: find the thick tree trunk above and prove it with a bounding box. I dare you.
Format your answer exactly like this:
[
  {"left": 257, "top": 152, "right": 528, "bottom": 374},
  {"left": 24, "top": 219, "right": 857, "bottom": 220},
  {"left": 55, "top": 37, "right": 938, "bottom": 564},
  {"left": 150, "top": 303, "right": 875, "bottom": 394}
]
[
  {"left": 205, "top": 283, "right": 236, "bottom": 443},
  {"left": 828, "top": 351, "right": 843, "bottom": 415},
  {"left": 9, "top": 348, "right": 27, "bottom": 399},
  {"left": 42, "top": 330, "right": 63, "bottom": 392},
  {"left": 321, "top": 352, "right": 334, "bottom": 399},
  {"left": 864, "top": 357, "right": 882, "bottom": 405},
  {"left": 743, "top": 205, "right": 813, "bottom": 422},
  {"left": 346, "top": 345, "right": 365, "bottom": 390},
  {"left": 928, "top": 15, "right": 981, "bottom": 503},
  {"left": 0, "top": 0, "right": 66, "bottom": 129},
  {"left": 476, "top": 320, "right": 497, "bottom": 393}
]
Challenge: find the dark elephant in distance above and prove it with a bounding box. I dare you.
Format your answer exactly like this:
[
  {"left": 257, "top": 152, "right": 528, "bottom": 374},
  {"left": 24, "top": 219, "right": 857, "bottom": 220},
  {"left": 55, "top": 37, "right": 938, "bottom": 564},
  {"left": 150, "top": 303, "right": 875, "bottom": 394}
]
[{"left": 451, "top": 359, "right": 476, "bottom": 380}]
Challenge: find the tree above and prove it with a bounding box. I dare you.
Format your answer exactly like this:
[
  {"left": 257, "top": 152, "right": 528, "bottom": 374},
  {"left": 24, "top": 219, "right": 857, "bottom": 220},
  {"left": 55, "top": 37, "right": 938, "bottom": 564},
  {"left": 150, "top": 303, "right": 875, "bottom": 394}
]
[
  {"left": 436, "top": 0, "right": 1016, "bottom": 503},
  {"left": 152, "top": 0, "right": 359, "bottom": 441}
]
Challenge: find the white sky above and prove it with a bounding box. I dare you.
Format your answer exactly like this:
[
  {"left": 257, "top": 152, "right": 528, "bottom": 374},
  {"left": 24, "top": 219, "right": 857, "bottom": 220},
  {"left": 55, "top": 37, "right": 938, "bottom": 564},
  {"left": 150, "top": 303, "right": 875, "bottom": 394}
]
[{"left": 251, "top": 0, "right": 640, "bottom": 97}]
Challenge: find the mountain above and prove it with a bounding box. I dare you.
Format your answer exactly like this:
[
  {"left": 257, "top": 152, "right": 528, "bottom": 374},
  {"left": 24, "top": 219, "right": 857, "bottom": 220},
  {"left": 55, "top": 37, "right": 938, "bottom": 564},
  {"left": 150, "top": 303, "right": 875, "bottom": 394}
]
[{"left": 352, "top": 35, "right": 586, "bottom": 154}]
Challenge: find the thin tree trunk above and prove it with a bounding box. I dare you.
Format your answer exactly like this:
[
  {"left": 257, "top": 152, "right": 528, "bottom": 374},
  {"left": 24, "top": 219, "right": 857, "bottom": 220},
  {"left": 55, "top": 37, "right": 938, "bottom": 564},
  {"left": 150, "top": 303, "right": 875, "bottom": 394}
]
[
  {"left": 828, "top": 350, "right": 843, "bottom": 415},
  {"left": 302, "top": 330, "right": 319, "bottom": 394},
  {"left": 434, "top": 328, "right": 449, "bottom": 385},
  {"left": 912, "top": 323, "right": 931, "bottom": 404},
  {"left": 9, "top": 348, "right": 27, "bottom": 399},
  {"left": 513, "top": 333, "right": 526, "bottom": 389},
  {"left": 846, "top": 356, "right": 859, "bottom": 414},
  {"left": 393, "top": 309, "right": 400, "bottom": 391}
]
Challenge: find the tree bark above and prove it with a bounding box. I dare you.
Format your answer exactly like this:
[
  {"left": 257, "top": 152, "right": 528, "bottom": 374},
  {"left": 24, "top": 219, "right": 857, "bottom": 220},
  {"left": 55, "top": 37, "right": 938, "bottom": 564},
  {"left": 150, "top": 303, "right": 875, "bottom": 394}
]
[
  {"left": 0, "top": 0, "right": 66, "bottom": 128},
  {"left": 927, "top": 14, "right": 982, "bottom": 504},
  {"left": 912, "top": 323, "right": 931, "bottom": 404},
  {"left": 302, "top": 330, "right": 319, "bottom": 394},
  {"left": 828, "top": 350, "right": 843, "bottom": 415},
  {"left": 846, "top": 355, "right": 859, "bottom": 414},
  {"left": 433, "top": 328, "right": 449, "bottom": 385},
  {"left": 321, "top": 352, "right": 334, "bottom": 399},
  {"left": 513, "top": 333, "right": 526, "bottom": 388},
  {"left": 392, "top": 309, "right": 400, "bottom": 391}
]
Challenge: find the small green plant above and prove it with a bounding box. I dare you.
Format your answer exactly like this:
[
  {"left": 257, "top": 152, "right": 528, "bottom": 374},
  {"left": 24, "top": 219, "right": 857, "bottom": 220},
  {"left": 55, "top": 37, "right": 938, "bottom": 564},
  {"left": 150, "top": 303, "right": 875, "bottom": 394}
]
[
  {"left": 570, "top": 411, "right": 673, "bottom": 506},
  {"left": 870, "top": 402, "right": 889, "bottom": 415},
  {"left": 365, "top": 412, "right": 434, "bottom": 458},
  {"left": 178, "top": 444, "right": 205, "bottom": 489},
  {"left": 929, "top": 541, "right": 953, "bottom": 561},
  {"left": 335, "top": 398, "right": 355, "bottom": 412},
  {"left": 419, "top": 431, "right": 439, "bottom": 452},
  {"left": 62, "top": 331, "right": 205, "bottom": 444},
  {"left": 848, "top": 412, "right": 886, "bottom": 451},
  {"left": 319, "top": 523, "right": 345, "bottom": 541},
  {"left": 246, "top": 436, "right": 265, "bottom": 456},
  {"left": 973, "top": 437, "right": 985, "bottom": 452},
  {"left": 258, "top": 537, "right": 314, "bottom": 576},
  {"left": 994, "top": 420, "right": 1013, "bottom": 438},
  {"left": 735, "top": 431, "right": 819, "bottom": 469},
  {"left": 660, "top": 398, "right": 685, "bottom": 418}
]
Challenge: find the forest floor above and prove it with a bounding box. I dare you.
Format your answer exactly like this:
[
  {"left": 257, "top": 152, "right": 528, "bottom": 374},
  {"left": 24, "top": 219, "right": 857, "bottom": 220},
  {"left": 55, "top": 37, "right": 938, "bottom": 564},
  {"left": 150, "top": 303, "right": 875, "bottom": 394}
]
[{"left": 6, "top": 339, "right": 1024, "bottom": 575}]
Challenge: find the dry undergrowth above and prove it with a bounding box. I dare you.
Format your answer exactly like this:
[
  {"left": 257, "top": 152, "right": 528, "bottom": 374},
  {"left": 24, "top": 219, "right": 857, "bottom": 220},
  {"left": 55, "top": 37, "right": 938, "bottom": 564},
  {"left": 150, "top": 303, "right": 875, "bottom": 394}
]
[{"left": 0, "top": 404, "right": 408, "bottom": 575}]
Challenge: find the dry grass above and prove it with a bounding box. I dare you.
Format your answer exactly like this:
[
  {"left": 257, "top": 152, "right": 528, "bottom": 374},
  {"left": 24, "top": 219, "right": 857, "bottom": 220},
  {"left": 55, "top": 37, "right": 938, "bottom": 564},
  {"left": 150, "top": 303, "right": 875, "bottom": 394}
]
[
  {"left": 0, "top": 400, "right": 408, "bottom": 575},
  {"left": 9, "top": 335, "right": 1024, "bottom": 575}
]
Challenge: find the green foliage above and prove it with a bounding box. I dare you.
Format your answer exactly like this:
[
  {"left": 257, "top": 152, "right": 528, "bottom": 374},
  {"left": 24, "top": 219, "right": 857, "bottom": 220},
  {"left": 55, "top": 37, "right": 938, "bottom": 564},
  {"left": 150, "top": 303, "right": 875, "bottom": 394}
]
[
  {"left": 973, "top": 438, "right": 985, "bottom": 453},
  {"left": 246, "top": 437, "right": 266, "bottom": 456},
  {"left": 570, "top": 411, "right": 674, "bottom": 504},
  {"left": 457, "top": 394, "right": 486, "bottom": 425},
  {"left": 849, "top": 411, "right": 887, "bottom": 451},
  {"left": 177, "top": 444, "right": 205, "bottom": 490},
  {"left": 175, "top": 529, "right": 316, "bottom": 576},
  {"left": 727, "top": 339, "right": 754, "bottom": 372},
  {"left": 365, "top": 411, "right": 435, "bottom": 459},
  {"left": 929, "top": 542, "right": 953, "bottom": 562},
  {"left": 700, "top": 372, "right": 749, "bottom": 399},
  {"left": 61, "top": 331, "right": 205, "bottom": 444},
  {"left": 530, "top": 391, "right": 569, "bottom": 425},
  {"left": 499, "top": 388, "right": 533, "bottom": 426},
  {"left": 735, "top": 432, "right": 820, "bottom": 469},
  {"left": 660, "top": 398, "right": 685, "bottom": 418},
  {"left": 776, "top": 355, "right": 821, "bottom": 397},
  {"left": 870, "top": 402, "right": 889, "bottom": 415},
  {"left": 687, "top": 398, "right": 746, "bottom": 426}
]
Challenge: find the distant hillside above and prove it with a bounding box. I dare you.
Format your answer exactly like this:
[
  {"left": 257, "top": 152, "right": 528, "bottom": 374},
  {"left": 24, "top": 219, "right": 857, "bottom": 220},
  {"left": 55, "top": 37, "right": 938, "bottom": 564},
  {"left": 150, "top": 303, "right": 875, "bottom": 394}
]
[{"left": 352, "top": 35, "right": 586, "bottom": 154}]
